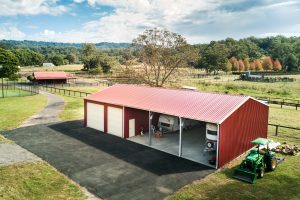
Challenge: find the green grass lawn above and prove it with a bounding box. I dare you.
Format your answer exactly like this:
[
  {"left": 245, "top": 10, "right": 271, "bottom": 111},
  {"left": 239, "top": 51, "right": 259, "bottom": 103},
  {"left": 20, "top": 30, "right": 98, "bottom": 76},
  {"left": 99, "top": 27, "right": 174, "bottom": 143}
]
[
  {"left": 0, "top": 94, "right": 47, "bottom": 132},
  {"left": 20, "top": 64, "right": 83, "bottom": 72},
  {"left": 1, "top": 89, "right": 33, "bottom": 97},
  {"left": 178, "top": 74, "right": 300, "bottom": 100},
  {"left": 43, "top": 85, "right": 107, "bottom": 121},
  {"left": 59, "top": 96, "right": 84, "bottom": 121},
  {"left": 0, "top": 162, "right": 85, "bottom": 200}
]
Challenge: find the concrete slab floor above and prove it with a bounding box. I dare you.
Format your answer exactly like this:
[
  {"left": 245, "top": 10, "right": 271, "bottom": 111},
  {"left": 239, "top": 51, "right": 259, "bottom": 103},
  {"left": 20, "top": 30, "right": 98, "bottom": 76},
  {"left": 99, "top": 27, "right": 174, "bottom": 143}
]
[{"left": 127, "top": 125, "right": 216, "bottom": 168}]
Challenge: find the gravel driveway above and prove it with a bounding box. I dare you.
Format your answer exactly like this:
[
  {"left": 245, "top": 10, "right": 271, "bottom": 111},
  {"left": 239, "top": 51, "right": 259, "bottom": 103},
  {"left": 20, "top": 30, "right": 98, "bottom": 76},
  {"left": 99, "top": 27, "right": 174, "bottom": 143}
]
[{"left": 21, "top": 91, "right": 64, "bottom": 127}]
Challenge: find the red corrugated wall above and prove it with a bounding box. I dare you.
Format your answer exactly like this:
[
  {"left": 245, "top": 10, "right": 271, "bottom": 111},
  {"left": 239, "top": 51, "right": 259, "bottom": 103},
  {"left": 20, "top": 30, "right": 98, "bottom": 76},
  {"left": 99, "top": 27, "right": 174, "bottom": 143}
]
[
  {"left": 124, "top": 107, "right": 149, "bottom": 138},
  {"left": 218, "top": 98, "right": 269, "bottom": 168}
]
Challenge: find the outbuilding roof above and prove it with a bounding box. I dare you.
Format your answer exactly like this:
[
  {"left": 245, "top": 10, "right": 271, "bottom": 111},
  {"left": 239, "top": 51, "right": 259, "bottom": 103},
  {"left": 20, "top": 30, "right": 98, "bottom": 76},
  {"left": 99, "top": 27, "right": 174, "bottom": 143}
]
[
  {"left": 33, "top": 72, "right": 69, "bottom": 80},
  {"left": 85, "top": 84, "right": 263, "bottom": 124}
]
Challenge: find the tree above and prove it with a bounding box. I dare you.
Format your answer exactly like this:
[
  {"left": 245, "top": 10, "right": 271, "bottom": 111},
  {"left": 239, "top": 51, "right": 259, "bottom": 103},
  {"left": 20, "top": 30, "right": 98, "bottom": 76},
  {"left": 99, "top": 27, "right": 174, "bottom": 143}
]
[
  {"left": 0, "top": 48, "right": 19, "bottom": 98},
  {"left": 66, "top": 54, "right": 76, "bottom": 64},
  {"left": 286, "top": 54, "right": 298, "bottom": 71},
  {"left": 50, "top": 55, "right": 64, "bottom": 66},
  {"left": 243, "top": 58, "right": 250, "bottom": 71},
  {"left": 14, "top": 49, "right": 44, "bottom": 66},
  {"left": 133, "top": 28, "right": 197, "bottom": 86},
  {"left": 238, "top": 60, "right": 245, "bottom": 71},
  {"left": 230, "top": 57, "right": 239, "bottom": 71},
  {"left": 82, "top": 43, "right": 97, "bottom": 71},
  {"left": 273, "top": 59, "right": 282, "bottom": 71},
  {"left": 197, "top": 41, "right": 228, "bottom": 74},
  {"left": 254, "top": 59, "right": 263, "bottom": 71},
  {"left": 225, "top": 60, "right": 232, "bottom": 72},
  {"left": 262, "top": 56, "right": 273, "bottom": 71}
]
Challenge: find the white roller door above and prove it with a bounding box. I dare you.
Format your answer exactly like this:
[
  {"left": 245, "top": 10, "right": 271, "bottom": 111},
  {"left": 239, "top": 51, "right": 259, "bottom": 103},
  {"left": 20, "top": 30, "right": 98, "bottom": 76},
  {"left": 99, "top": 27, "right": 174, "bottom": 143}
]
[
  {"left": 87, "top": 103, "right": 104, "bottom": 131},
  {"left": 107, "top": 106, "right": 123, "bottom": 137}
]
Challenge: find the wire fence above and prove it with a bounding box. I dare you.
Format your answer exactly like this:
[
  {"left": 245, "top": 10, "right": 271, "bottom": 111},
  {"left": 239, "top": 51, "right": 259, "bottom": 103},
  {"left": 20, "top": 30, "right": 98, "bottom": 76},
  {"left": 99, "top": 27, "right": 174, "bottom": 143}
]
[{"left": 0, "top": 80, "right": 39, "bottom": 98}]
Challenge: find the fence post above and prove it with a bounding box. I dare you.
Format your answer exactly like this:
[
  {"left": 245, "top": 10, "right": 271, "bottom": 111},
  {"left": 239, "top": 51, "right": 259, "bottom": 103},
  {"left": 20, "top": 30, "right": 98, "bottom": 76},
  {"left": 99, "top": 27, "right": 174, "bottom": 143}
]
[{"left": 275, "top": 125, "right": 278, "bottom": 136}]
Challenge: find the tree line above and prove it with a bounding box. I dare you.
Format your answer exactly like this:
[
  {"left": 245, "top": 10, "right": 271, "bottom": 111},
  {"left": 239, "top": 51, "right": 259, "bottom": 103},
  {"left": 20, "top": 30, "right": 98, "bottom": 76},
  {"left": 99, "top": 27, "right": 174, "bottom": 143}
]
[{"left": 195, "top": 36, "right": 300, "bottom": 74}]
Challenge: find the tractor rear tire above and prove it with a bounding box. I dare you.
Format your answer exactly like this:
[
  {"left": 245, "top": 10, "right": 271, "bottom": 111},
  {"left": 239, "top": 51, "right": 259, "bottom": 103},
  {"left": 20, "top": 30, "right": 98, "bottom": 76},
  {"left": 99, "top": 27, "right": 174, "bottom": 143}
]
[
  {"left": 257, "top": 168, "right": 265, "bottom": 178},
  {"left": 266, "top": 156, "right": 277, "bottom": 171}
]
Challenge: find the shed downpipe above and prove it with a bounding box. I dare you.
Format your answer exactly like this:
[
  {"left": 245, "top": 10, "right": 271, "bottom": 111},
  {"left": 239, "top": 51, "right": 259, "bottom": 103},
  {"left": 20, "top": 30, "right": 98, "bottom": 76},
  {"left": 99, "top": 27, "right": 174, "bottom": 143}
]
[
  {"left": 148, "top": 111, "right": 152, "bottom": 146},
  {"left": 179, "top": 117, "right": 182, "bottom": 157},
  {"left": 216, "top": 124, "right": 220, "bottom": 169}
]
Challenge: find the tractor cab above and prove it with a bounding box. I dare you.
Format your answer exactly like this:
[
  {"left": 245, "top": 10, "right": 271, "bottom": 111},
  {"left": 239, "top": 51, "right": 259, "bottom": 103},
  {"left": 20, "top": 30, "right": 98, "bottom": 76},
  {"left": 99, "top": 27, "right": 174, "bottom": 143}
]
[{"left": 233, "top": 137, "right": 277, "bottom": 184}]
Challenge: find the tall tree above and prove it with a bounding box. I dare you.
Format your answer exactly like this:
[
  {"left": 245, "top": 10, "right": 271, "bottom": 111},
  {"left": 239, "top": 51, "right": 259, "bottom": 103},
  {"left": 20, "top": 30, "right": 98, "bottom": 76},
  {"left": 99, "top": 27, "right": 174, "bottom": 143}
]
[
  {"left": 0, "top": 48, "right": 19, "bottom": 98},
  {"left": 133, "top": 28, "right": 197, "bottom": 86},
  {"left": 273, "top": 59, "right": 282, "bottom": 71},
  {"left": 249, "top": 61, "right": 256, "bottom": 71},
  {"left": 82, "top": 43, "right": 97, "bottom": 71},
  {"left": 286, "top": 54, "right": 298, "bottom": 71},
  {"left": 243, "top": 58, "right": 250, "bottom": 71},
  {"left": 254, "top": 59, "right": 263, "bottom": 71},
  {"left": 197, "top": 41, "right": 228, "bottom": 74},
  {"left": 238, "top": 60, "right": 245, "bottom": 71},
  {"left": 230, "top": 57, "right": 239, "bottom": 71},
  {"left": 66, "top": 54, "right": 76, "bottom": 64},
  {"left": 262, "top": 56, "right": 273, "bottom": 71},
  {"left": 50, "top": 55, "right": 64, "bottom": 66}
]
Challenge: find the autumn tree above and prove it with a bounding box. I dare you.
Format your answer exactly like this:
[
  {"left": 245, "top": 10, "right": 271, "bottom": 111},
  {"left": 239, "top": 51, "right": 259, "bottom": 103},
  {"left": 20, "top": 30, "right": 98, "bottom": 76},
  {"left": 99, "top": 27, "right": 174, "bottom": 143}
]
[
  {"left": 249, "top": 61, "right": 255, "bottom": 71},
  {"left": 243, "top": 58, "right": 250, "bottom": 71},
  {"left": 133, "top": 28, "right": 197, "bottom": 86},
  {"left": 262, "top": 56, "right": 273, "bottom": 71},
  {"left": 254, "top": 59, "right": 263, "bottom": 71},
  {"left": 231, "top": 58, "right": 239, "bottom": 71},
  {"left": 273, "top": 58, "right": 282, "bottom": 71},
  {"left": 238, "top": 60, "right": 245, "bottom": 71}
]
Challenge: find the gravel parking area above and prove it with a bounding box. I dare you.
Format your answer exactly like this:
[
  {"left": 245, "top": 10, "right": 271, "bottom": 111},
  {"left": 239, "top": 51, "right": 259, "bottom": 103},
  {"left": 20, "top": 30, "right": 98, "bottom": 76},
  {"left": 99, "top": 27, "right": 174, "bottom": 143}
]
[{"left": 0, "top": 143, "right": 41, "bottom": 166}]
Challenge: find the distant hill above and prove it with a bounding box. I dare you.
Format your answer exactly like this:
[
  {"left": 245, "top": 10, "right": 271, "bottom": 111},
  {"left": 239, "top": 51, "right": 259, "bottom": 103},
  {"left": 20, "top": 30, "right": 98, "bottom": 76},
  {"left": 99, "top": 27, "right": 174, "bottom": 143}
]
[{"left": 0, "top": 40, "right": 130, "bottom": 49}]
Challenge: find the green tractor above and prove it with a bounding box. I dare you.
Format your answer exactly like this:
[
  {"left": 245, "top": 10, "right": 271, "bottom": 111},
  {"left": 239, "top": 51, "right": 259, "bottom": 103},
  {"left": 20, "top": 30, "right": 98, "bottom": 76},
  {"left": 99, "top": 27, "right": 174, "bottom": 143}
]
[{"left": 233, "top": 138, "right": 277, "bottom": 184}]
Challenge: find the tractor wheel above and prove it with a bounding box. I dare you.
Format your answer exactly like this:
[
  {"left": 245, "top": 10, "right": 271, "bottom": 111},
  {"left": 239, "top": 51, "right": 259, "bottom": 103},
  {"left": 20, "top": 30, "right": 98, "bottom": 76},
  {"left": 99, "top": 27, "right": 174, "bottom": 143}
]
[
  {"left": 266, "top": 156, "right": 277, "bottom": 171},
  {"left": 257, "top": 168, "right": 265, "bottom": 178}
]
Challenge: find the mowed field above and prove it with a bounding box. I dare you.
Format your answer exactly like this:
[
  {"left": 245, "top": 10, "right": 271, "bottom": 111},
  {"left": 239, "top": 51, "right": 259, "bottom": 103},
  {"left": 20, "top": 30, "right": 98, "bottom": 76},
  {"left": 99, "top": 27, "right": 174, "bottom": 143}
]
[{"left": 20, "top": 64, "right": 83, "bottom": 72}]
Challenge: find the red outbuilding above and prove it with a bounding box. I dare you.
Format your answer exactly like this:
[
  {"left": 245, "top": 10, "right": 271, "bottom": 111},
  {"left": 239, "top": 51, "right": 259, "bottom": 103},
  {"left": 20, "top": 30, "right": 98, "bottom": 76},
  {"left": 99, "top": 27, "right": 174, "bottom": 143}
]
[
  {"left": 84, "top": 84, "right": 269, "bottom": 168},
  {"left": 33, "top": 71, "right": 72, "bottom": 84}
]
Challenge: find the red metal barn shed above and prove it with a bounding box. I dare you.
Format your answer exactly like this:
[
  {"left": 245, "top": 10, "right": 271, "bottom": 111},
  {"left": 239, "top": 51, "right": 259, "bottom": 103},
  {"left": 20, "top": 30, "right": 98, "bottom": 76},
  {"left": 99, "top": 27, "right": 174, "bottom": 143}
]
[
  {"left": 33, "top": 72, "right": 71, "bottom": 84},
  {"left": 84, "top": 84, "right": 268, "bottom": 169}
]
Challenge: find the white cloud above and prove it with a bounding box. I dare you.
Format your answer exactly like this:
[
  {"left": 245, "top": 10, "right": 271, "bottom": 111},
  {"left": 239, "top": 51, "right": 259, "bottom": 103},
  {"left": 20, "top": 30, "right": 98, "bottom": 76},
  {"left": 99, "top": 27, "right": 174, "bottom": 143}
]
[
  {"left": 0, "top": 0, "right": 68, "bottom": 16},
  {"left": 4, "top": 0, "right": 300, "bottom": 43},
  {"left": 0, "top": 24, "right": 26, "bottom": 40}
]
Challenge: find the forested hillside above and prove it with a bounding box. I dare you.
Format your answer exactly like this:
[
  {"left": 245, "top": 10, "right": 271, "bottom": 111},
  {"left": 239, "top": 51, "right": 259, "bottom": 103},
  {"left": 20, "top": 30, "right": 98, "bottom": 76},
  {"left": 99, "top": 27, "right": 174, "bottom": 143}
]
[{"left": 0, "top": 36, "right": 299, "bottom": 73}]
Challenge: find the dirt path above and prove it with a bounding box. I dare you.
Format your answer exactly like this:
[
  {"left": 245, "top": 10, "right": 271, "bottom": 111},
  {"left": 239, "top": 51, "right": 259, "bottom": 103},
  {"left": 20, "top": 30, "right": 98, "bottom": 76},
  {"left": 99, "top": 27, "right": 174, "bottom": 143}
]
[{"left": 21, "top": 91, "right": 64, "bottom": 127}]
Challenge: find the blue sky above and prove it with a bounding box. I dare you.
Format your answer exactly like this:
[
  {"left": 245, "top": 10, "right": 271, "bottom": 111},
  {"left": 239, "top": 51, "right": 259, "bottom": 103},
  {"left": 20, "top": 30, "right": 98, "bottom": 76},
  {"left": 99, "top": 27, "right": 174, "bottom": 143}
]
[{"left": 0, "top": 0, "right": 300, "bottom": 44}]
